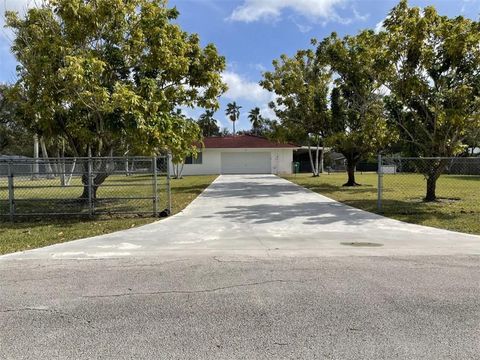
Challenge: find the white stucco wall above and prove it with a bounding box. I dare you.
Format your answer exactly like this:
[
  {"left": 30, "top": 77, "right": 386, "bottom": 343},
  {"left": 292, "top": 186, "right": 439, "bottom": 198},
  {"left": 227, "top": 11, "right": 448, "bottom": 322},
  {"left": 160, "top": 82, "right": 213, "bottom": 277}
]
[{"left": 170, "top": 148, "right": 294, "bottom": 175}]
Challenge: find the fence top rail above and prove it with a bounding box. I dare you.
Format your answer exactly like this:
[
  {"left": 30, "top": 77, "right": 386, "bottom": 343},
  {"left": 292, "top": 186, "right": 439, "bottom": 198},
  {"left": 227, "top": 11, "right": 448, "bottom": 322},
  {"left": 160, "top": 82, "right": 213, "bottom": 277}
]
[
  {"left": 0, "top": 156, "right": 167, "bottom": 163},
  {"left": 382, "top": 156, "right": 480, "bottom": 160}
]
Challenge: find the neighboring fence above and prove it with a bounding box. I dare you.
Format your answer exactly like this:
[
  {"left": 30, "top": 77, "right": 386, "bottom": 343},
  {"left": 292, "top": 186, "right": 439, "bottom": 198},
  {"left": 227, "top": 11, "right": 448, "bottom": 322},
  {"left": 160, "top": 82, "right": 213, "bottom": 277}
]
[
  {"left": 377, "top": 156, "right": 480, "bottom": 211},
  {"left": 0, "top": 156, "right": 171, "bottom": 220}
]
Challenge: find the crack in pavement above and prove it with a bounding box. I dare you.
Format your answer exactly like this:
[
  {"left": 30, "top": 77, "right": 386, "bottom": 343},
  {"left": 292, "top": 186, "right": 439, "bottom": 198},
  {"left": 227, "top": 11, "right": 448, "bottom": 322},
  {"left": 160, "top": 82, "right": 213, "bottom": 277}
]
[
  {"left": 212, "top": 256, "right": 259, "bottom": 263},
  {"left": 1, "top": 307, "right": 53, "bottom": 314},
  {"left": 82, "top": 278, "right": 315, "bottom": 299}
]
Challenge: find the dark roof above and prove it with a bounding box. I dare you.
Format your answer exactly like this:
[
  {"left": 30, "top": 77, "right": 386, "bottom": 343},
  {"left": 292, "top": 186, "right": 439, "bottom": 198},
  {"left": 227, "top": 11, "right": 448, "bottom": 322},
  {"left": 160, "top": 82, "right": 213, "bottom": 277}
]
[{"left": 202, "top": 135, "right": 298, "bottom": 149}]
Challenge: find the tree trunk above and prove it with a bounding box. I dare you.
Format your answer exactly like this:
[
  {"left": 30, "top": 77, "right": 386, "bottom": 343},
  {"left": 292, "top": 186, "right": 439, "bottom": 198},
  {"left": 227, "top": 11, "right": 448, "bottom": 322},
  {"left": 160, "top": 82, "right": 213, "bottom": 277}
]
[
  {"left": 57, "top": 148, "right": 66, "bottom": 187},
  {"left": 66, "top": 158, "right": 76, "bottom": 186},
  {"left": 319, "top": 149, "right": 324, "bottom": 173},
  {"left": 177, "top": 163, "right": 185, "bottom": 179},
  {"left": 32, "top": 134, "right": 40, "bottom": 180},
  {"left": 80, "top": 171, "right": 90, "bottom": 200},
  {"left": 80, "top": 157, "right": 112, "bottom": 200},
  {"left": 425, "top": 175, "right": 437, "bottom": 202},
  {"left": 80, "top": 170, "right": 109, "bottom": 199},
  {"left": 172, "top": 163, "right": 184, "bottom": 179},
  {"left": 343, "top": 158, "right": 360, "bottom": 186},
  {"left": 40, "top": 137, "right": 55, "bottom": 179},
  {"left": 423, "top": 159, "right": 449, "bottom": 202},
  {"left": 307, "top": 143, "right": 319, "bottom": 177},
  {"left": 315, "top": 140, "right": 320, "bottom": 176}
]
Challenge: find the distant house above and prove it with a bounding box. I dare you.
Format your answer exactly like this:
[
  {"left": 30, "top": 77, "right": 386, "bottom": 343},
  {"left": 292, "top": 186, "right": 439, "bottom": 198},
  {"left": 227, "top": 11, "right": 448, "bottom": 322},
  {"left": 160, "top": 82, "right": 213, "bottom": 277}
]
[
  {"left": 292, "top": 147, "right": 347, "bottom": 173},
  {"left": 172, "top": 135, "right": 299, "bottom": 175}
]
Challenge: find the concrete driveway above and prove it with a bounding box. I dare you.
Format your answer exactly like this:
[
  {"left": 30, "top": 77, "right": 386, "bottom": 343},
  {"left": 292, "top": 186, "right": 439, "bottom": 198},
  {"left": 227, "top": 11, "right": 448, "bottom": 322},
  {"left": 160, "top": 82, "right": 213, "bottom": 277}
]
[
  {"left": 2, "top": 174, "right": 479, "bottom": 260},
  {"left": 2, "top": 175, "right": 480, "bottom": 359}
]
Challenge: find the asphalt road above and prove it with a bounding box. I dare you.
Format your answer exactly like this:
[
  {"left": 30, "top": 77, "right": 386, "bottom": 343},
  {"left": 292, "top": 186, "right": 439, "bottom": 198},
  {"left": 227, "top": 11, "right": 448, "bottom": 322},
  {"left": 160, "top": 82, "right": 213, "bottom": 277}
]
[
  {"left": 1, "top": 175, "right": 479, "bottom": 359},
  {"left": 1, "top": 255, "right": 479, "bottom": 359}
]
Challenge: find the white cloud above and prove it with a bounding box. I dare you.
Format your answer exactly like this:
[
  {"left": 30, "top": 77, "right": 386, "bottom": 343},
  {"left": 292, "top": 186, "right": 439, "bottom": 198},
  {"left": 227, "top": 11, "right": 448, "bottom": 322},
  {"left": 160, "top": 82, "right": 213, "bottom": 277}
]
[
  {"left": 253, "top": 63, "right": 267, "bottom": 72},
  {"left": 220, "top": 71, "right": 279, "bottom": 126},
  {"left": 221, "top": 71, "right": 274, "bottom": 104},
  {"left": 352, "top": 8, "right": 369, "bottom": 22},
  {"left": 177, "top": 71, "right": 279, "bottom": 129},
  {"left": 293, "top": 20, "right": 312, "bottom": 33},
  {"left": 259, "top": 104, "right": 277, "bottom": 120},
  {"left": 228, "top": 0, "right": 347, "bottom": 23}
]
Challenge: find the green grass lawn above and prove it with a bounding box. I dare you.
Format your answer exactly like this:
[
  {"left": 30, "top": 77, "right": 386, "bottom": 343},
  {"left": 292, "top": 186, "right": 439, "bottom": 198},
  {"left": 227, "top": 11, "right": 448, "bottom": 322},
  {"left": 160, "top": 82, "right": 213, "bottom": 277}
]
[
  {"left": 284, "top": 172, "right": 480, "bottom": 235},
  {"left": 0, "top": 175, "right": 217, "bottom": 254}
]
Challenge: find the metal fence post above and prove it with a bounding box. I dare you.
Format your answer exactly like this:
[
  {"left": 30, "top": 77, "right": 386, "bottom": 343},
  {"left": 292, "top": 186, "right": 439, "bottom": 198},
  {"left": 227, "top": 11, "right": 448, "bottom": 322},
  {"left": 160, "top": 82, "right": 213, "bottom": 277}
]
[
  {"left": 153, "top": 156, "right": 158, "bottom": 217},
  {"left": 377, "top": 154, "right": 383, "bottom": 212},
  {"left": 167, "top": 153, "right": 172, "bottom": 214},
  {"left": 7, "top": 162, "right": 14, "bottom": 222},
  {"left": 88, "top": 157, "right": 93, "bottom": 217}
]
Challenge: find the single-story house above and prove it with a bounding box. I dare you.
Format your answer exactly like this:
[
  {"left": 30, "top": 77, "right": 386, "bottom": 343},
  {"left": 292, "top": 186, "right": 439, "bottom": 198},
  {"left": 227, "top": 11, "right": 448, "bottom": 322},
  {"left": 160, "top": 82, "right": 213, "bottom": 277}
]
[{"left": 173, "top": 135, "right": 299, "bottom": 175}]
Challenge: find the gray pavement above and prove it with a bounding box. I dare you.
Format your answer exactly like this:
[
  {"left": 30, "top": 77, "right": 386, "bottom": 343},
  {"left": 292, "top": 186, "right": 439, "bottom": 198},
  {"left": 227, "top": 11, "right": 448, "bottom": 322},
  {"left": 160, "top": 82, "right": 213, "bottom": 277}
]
[
  {"left": 2, "top": 175, "right": 479, "bottom": 260},
  {"left": 1, "top": 175, "right": 480, "bottom": 359},
  {"left": 1, "top": 256, "right": 479, "bottom": 359}
]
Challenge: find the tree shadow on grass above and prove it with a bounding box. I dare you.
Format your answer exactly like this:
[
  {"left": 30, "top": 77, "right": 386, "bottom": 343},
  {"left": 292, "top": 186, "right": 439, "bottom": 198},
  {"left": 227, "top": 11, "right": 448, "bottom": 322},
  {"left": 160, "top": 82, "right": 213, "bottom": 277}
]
[
  {"left": 302, "top": 183, "right": 378, "bottom": 196},
  {"left": 1, "top": 197, "right": 157, "bottom": 223},
  {"left": 345, "top": 198, "right": 479, "bottom": 226},
  {"left": 172, "top": 184, "right": 216, "bottom": 195}
]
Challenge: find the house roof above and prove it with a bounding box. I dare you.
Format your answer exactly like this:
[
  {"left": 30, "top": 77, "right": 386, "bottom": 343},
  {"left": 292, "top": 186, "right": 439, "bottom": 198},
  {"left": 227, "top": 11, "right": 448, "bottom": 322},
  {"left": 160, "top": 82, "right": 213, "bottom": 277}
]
[{"left": 202, "top": 135, "right": 298, "bottom": 149}]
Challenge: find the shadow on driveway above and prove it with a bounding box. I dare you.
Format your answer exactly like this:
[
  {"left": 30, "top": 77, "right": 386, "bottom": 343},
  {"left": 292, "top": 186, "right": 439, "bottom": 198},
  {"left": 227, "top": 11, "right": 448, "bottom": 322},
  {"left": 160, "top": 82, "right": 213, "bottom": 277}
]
[
  {"left": 209, "top": 202, "right": 381, "bottom": 226},
  {"left": 202, "top": 177, "right": 309, "bottom": 199},
  {"left": 199, "top": 175, "right": 382, "bottom": 226}
]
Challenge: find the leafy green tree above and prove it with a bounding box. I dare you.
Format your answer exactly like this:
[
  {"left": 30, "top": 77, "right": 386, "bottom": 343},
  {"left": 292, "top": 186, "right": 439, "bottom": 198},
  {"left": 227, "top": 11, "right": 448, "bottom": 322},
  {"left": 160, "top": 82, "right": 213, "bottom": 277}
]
[
  {"left": 248, "top": 107, "right": 264, "bottom": 135},
  {"left": 6, "top": 0, "right": 226, "bottom": 197},
  {"left": 225, "top": 102, "right": 241, "bottom": 135},
  {"left": 317, "top": 30, "right": 396, "bottom": 186},
  {"left": 0, "top": 84, "right": 32, "bottom": 156},
  {"left": 261, "top": 49, "right": 331, "bottom": 177},
  {"left": 383, "top": 0, "right": 480, "bottom": 200},
  {"left": 169, "top": 110, "right": 202, "bottom": 179},
  {"left": 197, "top": 110, "right": 220, "bottom": 137}
]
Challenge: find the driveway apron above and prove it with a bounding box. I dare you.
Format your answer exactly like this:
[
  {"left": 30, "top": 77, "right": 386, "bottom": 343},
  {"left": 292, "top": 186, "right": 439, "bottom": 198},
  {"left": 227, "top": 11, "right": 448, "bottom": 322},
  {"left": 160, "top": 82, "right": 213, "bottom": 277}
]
[{"left": 2, "top": 175, "right": 479, "bottom": 260}]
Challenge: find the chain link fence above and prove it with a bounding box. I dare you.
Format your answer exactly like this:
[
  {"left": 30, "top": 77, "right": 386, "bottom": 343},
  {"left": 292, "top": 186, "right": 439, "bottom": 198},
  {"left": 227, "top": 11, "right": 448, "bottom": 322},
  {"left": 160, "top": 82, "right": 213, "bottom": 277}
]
[
  {"left": 378, "top": 156, "right": 480, "bottom": 211},
  {"left": 0, "top": 156, "right": 171, "bottom": 220}
]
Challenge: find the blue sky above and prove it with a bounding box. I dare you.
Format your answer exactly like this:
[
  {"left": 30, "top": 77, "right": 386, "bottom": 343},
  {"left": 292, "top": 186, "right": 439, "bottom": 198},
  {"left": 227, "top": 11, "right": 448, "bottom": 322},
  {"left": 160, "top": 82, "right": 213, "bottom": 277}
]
[{"left": 1, "top": 0, "right": 479, "bottom": 131}]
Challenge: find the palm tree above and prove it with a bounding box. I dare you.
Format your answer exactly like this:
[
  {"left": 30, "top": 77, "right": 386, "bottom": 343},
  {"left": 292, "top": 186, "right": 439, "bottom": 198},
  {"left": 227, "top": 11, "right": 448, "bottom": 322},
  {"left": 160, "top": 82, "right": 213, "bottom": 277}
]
[
  {"left": 225, "top": 102, "right": 241, "bottom": 135},
  {"left": 248, "top": 107, "right": 263, "bottom": 135},
  {"left": 197, "top": 110, "right": 220, "bottom": 137}
]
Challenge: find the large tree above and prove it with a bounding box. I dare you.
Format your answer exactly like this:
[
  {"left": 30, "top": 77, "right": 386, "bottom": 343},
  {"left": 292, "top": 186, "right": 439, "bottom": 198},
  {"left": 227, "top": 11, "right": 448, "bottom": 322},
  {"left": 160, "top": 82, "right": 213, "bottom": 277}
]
[
  {"left": 382, "top": 0, "right": 480, "bottom": 200},
  {"left": 317, "top": 30, "right": 396, "bottom": 186},
  {"left": 261, "top": 49, "right": 331, "bottom": 177},
  {"left": 6, "top": 0, "right": 226, "bottom": 198},
  {"left": 0, "top": 84, "right": 32, "bottom": 156},
  {"left": 197, "top": 110, "right": 220, "bottom": 137}
]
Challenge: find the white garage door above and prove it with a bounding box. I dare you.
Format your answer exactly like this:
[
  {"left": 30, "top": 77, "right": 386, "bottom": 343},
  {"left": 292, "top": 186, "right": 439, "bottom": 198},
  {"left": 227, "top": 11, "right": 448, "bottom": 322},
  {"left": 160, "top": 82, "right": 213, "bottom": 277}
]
[{"left": 221, "top": 152, "right": 272, "bottom": 174}]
